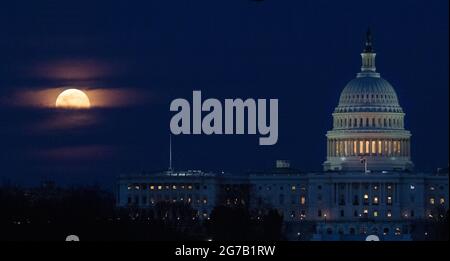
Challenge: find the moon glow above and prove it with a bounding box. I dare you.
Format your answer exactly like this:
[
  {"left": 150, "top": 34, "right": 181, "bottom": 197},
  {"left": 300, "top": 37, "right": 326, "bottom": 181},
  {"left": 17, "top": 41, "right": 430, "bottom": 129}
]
[{"left": 55, "top": 89, "right": 91, "bottom": 109}]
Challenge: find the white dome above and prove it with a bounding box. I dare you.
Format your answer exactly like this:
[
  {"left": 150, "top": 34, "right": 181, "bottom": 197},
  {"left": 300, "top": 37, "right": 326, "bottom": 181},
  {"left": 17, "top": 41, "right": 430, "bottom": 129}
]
[
  {"left": 323, "top": 30, "right": 413, "bottom": 172},
  {"left": 336, "top": 76, "right": 403, "bottom": 113}
]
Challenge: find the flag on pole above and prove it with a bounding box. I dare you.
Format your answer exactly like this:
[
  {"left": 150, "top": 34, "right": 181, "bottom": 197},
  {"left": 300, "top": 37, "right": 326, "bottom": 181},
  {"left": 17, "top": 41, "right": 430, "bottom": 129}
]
[
  {"left": 360, "top": 157, "right": 366, "bottom": 164},
  {"left": 360, "top": 157, "right": 369, "bottom": 173}
]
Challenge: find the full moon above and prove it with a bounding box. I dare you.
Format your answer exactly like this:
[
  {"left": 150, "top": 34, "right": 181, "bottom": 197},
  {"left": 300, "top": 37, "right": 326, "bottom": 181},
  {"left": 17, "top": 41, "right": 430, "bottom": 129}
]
[{"left": 55, "top": 89, "right": 91, "bottom": 109}]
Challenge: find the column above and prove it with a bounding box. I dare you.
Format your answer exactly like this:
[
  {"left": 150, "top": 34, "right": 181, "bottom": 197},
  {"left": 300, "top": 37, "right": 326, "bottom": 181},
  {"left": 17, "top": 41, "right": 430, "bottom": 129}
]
[
  {"left": 399, "top": 140, "right": 403, "bottom": 156},
  {"left": 331, "top": 139, "right": 334, "bottom": 157},
  {"left": 336, "top": 139, "right": 339, "bottom": 157},
  {"left": 407, "top": 140, "right": 411, "bottom": 157},
  {"left": 335, "top": 139, "right": 338, "bottom": 157},
  {"left": 402, "top": 140, "right": 405, "bottom": 157},
  {"left": 327, "top": 140, "right": 330, "bottom": 157},
  {"left": 351, "top": 140, "right": 355, "bottom": 156},
  {"left": 380, "top": 140, "right": 383, "bottom": 156},
  {"left": 355, "top": 140, "right": 358, "bottom": 156},
  {"left": 346, "top": 140, "right": 350, "bottom": 156}
]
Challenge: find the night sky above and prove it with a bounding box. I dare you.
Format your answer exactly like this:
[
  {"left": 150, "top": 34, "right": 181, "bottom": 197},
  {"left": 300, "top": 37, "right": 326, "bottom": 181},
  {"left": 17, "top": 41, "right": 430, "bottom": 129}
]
[{"left": 0, "top": 0, "right": 448, "bottom": 188}]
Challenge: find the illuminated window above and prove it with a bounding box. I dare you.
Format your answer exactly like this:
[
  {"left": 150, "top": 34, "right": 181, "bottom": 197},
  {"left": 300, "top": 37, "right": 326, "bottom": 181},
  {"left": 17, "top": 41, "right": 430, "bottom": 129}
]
[
  {"left": 203, "top": 198, "right": 208, "bottom": 204},
  {"left": 387, "top": 196, "right": 392, "bottom": 205},
  {"left": 440, "top": 198, "right": 445, "bottom": 205},
  {"left": 359, "top": 140, "right": 364, "bottom": 154},
  {"left": 373, "top": 197, "right": 379, "bottom": 204},
  {"left": 150, "top": 185, "right": 155, "bottom": 190},
  {"left": 158, "top": 185, "right": 162, "bottom": 190},
  {"left": 172, "top": 185, "right": 177, "bottom": 190},
  {"left": 373, "top": 211, "right": 378, "bottom": 217},
  {"left": 429, "top": 186, "right": 435, "bottom": 191},
  {"left": 371, "top": 141, "right": 376, "bottom": 154},
  {"left": 291, "top": 186, "right": 296, "bottom": 191},
  {"left": 429, "top": 198, "right": 435, "bottom": 205},
  {"left": 365, "top": 141, "right": 370, "bottom": 154},
  {"left": 393, "top": 141, "right": 398, "bottom": 154},
  {"left": 363, "top": 194, "right": 369, "bottom": 199},
  {"left": 353, "top": 140, "right": 357, "bottom": 155},
  {"left": 363, "top": 209, "right": 368, "bottom": 214},
  {"left": 410, "top": 185, "right": 415, "bottom": 190},
  {"left": 188, "top": 185, "right": 193, "bottom": 190},
  {"left": 387, "top": 210, "right": 392, "bottom": 217},
  {"left": 300, "top": 196, "right": 306, "bottom": 205},
  {"left": 378, "top": 140, "right": 382, "bottom": 154}
]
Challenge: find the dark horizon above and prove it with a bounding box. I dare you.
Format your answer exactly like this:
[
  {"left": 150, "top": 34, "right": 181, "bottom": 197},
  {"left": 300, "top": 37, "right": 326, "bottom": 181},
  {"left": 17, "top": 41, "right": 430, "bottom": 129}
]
[{"left": 0, "top": 0, "right": 448, "bottom": 188}]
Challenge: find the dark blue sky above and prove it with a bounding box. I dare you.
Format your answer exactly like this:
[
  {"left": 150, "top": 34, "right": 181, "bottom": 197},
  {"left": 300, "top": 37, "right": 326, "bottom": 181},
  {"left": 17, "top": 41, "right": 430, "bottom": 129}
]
[{"left": 0, "top": 0, "right": 448, "bottom": 187}]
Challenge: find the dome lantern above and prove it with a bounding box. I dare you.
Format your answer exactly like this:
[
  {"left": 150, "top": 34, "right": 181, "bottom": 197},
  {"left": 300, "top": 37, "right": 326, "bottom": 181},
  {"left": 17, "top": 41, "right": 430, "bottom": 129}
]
[{"left": 359, "top": 28, "right": 378, "bottom": 77}]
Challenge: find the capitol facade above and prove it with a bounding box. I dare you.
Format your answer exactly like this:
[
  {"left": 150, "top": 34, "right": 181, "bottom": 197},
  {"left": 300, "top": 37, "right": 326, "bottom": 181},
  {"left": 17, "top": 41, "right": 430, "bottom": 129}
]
[{"left": 116, "top": 32, "right": 448, "bottom": 240}]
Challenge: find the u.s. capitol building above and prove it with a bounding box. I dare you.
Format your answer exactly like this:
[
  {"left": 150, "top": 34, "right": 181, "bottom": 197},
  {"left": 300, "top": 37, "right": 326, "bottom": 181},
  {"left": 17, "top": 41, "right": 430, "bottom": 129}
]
[{"left": 116, "top": 32, "right": 448, "bottom": 240}]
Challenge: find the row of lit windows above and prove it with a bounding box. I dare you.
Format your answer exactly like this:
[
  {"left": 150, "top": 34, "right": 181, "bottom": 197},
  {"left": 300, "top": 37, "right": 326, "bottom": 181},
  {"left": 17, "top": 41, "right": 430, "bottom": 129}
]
[
  {"left": 334, "top": 116, "right": 403, "bottom": 129},
  {"left": 257, "top": 185, "right": 307, "bottom": 192},
  {"left": 127, "top": 195, "right": 208, "bottom": 205},
  {"left": 128, "top": 194, "right": 445, "bottom": 205},
  {"left": 328, "top": 139, "right": 408, "bottom": 157},
  {"left": 265, "top": 193, "right": 399, "bottom": 206},
  {"left": 429, "top": 197, "right": 446, "bottom": 205},
  {"left": 127, "top": 184, "right": 207, "bottom": 191},
  {"left": 337, "top": 183, "right": 395, "bottom": 191},
  {"left": 339, "top": 194, "right": 393, "bottom": 206},
  {"left": 324, "top": 226, "right": 402, "bottom": 236},
  {"left": 318, "top": 209, "right": 401, "bottom": 218}
]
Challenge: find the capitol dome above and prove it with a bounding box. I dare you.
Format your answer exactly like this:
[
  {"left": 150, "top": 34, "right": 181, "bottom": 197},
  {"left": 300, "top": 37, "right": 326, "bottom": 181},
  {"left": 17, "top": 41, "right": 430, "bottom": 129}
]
[
  {"left": 323, "top": 30, "right": 414, "bottom": 172},
  {"left": 336, "top": 77, "right": 403, "bottom": 113}
]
